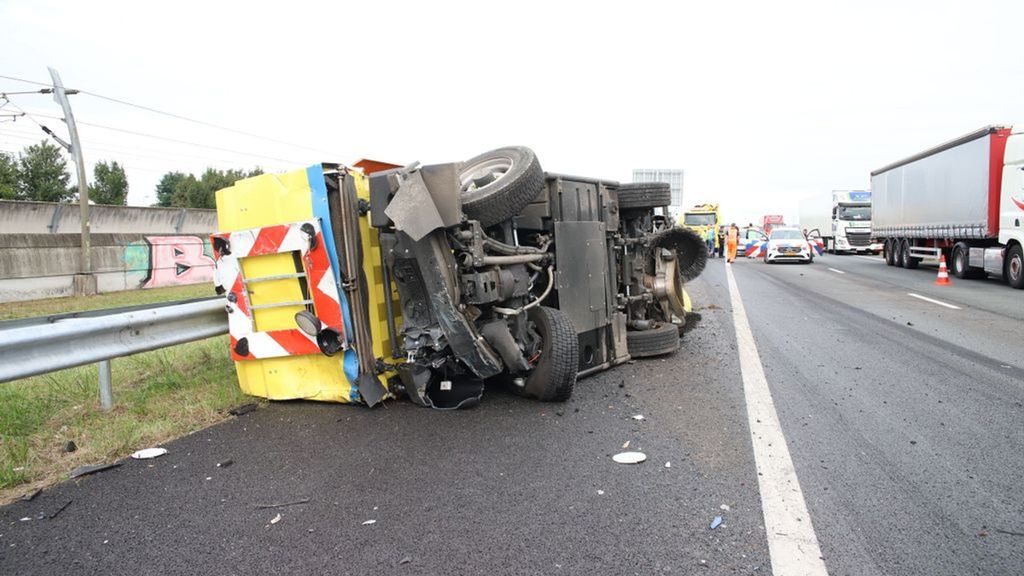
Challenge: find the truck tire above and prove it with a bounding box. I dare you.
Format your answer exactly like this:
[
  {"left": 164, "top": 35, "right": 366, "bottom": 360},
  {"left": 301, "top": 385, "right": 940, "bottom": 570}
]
[
  {"left": 950, "top": 242, "right": 983, "bottom": 279},
  {"left": 617, "top": 182, "right": 672, "bottom": 210},
  {"left": 459, "top": 146, "right": 545, "bottom": 228},
  {"left": 884, "top": 239, "right": 896, "bottom": 266},
  {"left": 626, "top": 323, "right": 680, "bottom": 358},
  {"left": 519, "top": 306, "right": 578, "bottom": 402},
  {"left": 1006, "top": 244, "right": 1024, "bottom": 289},
  {"left": 900, "top": 239, "right": 919, "bottom": 269}
]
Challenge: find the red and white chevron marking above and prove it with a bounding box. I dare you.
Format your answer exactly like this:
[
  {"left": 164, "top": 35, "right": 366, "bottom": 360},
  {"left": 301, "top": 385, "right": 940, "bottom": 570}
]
[{"left": 211, "top": 220, "right": 346, "bottom": 360}]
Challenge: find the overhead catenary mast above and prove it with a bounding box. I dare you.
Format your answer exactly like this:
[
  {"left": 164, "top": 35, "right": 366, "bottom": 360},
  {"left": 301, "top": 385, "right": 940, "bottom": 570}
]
[{"left": 47, "top": 67, "right": 95, "bottom": 295}]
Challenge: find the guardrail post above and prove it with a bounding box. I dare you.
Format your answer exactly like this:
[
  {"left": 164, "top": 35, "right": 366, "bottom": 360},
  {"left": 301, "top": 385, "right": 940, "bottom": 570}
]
[{"left": 98, "top": 360, "right": 113, "bottom": 411}]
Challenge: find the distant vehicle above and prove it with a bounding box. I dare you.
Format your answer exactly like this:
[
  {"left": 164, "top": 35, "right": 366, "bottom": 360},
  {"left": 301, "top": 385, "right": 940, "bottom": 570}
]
[
  {"left": 872, "top": 125, "right": 1024, "bottom": 288},
  {"left": 681, "top": 203, "right": 721, "bottom": 256},
  {"left": 741, "top": 226, "right": 768, "bottom": 258},
  {"left": 799, "top": 190, "right": 882, "bottom": 254},
  {"left": 761, "top": 215, "right": 785, "bottom": 235},
  {"left": 764, "top": 227, "right": 813, "bottom": 264}
]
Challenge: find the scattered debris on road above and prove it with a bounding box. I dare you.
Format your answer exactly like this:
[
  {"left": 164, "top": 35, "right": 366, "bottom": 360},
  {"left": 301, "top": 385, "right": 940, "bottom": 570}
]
[
  {"left": 228, "top": 403, "right": 258, "bottom": 416},
  {"left": 995, "top": 528, "right": 1024, "bottom": 537},
  {"left": 612, "top": 452, "right": 647, "bottom": 464},
  {"left": 49, "top": 500, "right": 72, "bottom": 519},
  {"left": 362, "top": 519, "right": 377, "bottom": 525},
  {"left": 255, "top": 498, "right": 311, "bottom": 510},
  {"left": 632, "top": 415, "right": 645, "bottom": 421},
  {"left": 597, "top": 490, "right": 605, "bottom": 495},
  {"left": 270, "top": 514, "right": 281, "bottom": 524},
  {"left": 720, "top": 504, "right": 731, "bottom": 511},
  {"left": 665, "top": 462, "right": 671, "bottom": 468},
  {"left": 399, "top": 557, "right": 412, "bottom": 565},
  {"left": 622, "top": 441, "right": 630, "bottom": 449},
  {"left": 710, "top": 516, "right": 723, "bottom": 530},
  {"left": 69, "top": 462, "right": 120, "bottom": 479},
  {"left": 217, "top": 459, "right": 234, "bottom": 468},
  {"left": 131, "top": 447, "right": 168, "bottom": 459}
]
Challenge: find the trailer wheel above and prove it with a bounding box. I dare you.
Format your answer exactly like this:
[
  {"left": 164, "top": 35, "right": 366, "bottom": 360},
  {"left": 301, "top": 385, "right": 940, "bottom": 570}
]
[
  {"left": 617, "top": 182, "right": 672, "bottom": 210},
  {"left": 459, "top": 146, "right": 545, "bottom": 228},
  {"left": 1006, "top": 244, "right": 1024, "bottom": 289},
  {"left": 626, "top": 322, "right": 680, "bottom": 358},
  {"left": 884, "top": 240, "right": 896, "bottom": 266},
  {"left": 517, "top": 306, "right": 578, "bottom": 402},
  {"left": 900, "top": 239, "right": 919, "bottom": 269}
]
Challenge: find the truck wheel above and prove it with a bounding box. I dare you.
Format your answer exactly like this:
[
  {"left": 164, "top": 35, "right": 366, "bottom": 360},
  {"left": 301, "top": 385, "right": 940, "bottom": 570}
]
[
  {"left": 946, "top": 240, "right": 978, "bottom": 278},
  {"left": 626, "top": 323, "right": 680, "bottom": 358},
  {"left": 884, "top": 240, "right": 896, "bottom": 266},
  {"left": 459, "top": 146, "right": 545, "bottom": 228},
  {"left": 617, "top": 182, "right": 672, "bottom": 210},
  {"left": 518, "top": 306, "right": 578, "bottom": 401},
  {"left": 1006, "top": 244, "right": 1024, "bottom": 289}
]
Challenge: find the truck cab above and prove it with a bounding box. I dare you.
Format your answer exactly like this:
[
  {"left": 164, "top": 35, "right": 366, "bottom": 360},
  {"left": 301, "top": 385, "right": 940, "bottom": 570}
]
[
  {"left": 829, "top": 190, "right": 880, "bottom": 254},
  {"left": 681, "top": 203, "right": 721, "bottom": 253}
]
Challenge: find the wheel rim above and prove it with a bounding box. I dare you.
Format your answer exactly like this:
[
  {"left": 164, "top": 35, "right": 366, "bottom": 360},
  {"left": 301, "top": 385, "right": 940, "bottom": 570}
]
[
  {"left": 1011, "top": 254, "right": 1022, "bottom": 282},
  {"left": 954, "top": 250, "right": 964, "bottom": 275},
  {"left": 459, "top": 156, "right": 513, "bottom": 194}
]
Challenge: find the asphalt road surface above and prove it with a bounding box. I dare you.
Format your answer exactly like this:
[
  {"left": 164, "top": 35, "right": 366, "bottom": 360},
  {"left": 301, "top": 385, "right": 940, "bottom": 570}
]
[{"left": 2, "top": 252, "right": 1022, "bottom": 575}]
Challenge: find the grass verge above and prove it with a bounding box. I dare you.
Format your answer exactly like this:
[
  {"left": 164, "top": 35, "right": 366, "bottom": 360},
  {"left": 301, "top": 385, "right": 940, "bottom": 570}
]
[
  {"left": 0, "top": 283, "right": 216, "bottom": 321},
  {"left": 0, "top": 335, "right": 250, "bottom": 504}
]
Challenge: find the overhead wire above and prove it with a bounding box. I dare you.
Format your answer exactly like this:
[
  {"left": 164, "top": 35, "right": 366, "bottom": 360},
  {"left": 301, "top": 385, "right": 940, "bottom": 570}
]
[{"left": 0, "top": 74, "right": 340, "bottom": 157}]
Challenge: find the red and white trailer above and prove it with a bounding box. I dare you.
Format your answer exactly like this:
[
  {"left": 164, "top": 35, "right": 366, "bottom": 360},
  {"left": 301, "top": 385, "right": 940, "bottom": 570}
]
[{"left": 871, "top": 125, "right": 1024, "bottom": 288}]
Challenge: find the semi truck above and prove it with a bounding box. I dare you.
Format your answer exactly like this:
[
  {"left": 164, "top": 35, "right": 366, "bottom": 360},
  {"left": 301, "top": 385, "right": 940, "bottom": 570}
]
[
  {"left": 799, "top": 190, "right": 881, "bottom": 254},
  {"left": 871, "top": 125, "right": 1024, "bottom": 288}
]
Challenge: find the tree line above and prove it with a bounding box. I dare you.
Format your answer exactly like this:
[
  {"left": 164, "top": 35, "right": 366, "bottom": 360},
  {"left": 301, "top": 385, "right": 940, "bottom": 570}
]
[{"left": 0, "top": 139, "right": 262, "bottom": 208}]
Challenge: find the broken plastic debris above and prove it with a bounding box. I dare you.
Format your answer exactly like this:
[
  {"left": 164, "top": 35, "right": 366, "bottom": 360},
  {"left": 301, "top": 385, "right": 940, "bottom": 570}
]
[
  {"left": 710, "top": 516, "right": 723, "bottom": 529},
  {"left": 69, "top": 462, "right": 120, "bottom": 479},
  {"left": 720, "top": 504, "right": 731, "bottom": 511},
  {"left": 228, "top": 403, "right": 257, "bottom": 416},
  {"left": 270, "top": 514, "right": 281, "bottom": 524},
  {"left": 665, "top": 462, "right": 672, "bottom": 468},
  {"left": 622, "top": 441, "right": 630, "bottom": 449},
  {"left": 362, "top": 519, "right": 377, "bottom": 525},
  {"left": 632, "top": 415, "right": 645, "bottom": 421},
  {"left": 612, "top": 452, "right": 647, "bottom": 464},
  {"left": 131, "top": 448, "right": 168, "bottom": 460},
  {"left": 597, "top": 490, "right": 605, "bottom": 495}
]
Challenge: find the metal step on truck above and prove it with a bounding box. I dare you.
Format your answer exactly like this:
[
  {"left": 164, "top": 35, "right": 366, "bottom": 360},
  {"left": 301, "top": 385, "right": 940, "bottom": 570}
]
[
  {"left": 210, "top": 147, "right": 706, "bottom": 408},
  {"left": 871, "top": 125, "right": 1024, "bottom": 288}
]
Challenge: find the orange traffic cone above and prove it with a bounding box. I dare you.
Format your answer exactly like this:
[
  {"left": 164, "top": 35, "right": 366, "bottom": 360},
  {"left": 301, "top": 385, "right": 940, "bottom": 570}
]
[{"left": 935, "top": 254, "right": 952, "bottom": 286}]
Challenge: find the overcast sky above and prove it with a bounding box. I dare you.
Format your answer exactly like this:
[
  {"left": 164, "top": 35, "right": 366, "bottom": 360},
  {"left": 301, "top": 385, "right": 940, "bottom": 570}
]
[{"left": 2, "top": 0, "right": 1021, "bottom": 225}]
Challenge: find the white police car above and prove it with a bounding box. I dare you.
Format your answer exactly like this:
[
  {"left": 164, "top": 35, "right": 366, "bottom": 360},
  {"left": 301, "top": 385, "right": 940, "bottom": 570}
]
[{"left": 764, "top": 227, "right": 813, "bottom": 264}]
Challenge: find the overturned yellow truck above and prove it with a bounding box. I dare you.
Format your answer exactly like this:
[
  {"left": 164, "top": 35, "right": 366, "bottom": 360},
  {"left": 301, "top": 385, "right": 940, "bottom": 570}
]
[{"left": 212, "top": 148, "right": 706, "bottom": 408}]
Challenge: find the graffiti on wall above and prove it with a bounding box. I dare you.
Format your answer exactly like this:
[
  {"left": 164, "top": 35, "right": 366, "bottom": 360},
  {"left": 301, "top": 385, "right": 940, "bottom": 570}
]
[{"left": 124, "top": 236, "right": 215, "bottom": 289}]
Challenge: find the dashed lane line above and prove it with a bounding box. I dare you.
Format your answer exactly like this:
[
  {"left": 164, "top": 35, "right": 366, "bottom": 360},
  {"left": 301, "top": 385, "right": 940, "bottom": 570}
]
[
  {"left": 726, "top": 263, "right": 829, "bottom": 576},
  {"left": 907, "top": 292, "right": 962, "bottom": 310},
  {"left": 827, "top": 268, "right": 845, "bottom": 275}
]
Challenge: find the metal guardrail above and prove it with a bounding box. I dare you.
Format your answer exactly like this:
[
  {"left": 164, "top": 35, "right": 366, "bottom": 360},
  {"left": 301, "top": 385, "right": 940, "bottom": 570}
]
[{"left": 0, "top": 298, "right": 229, "bottom": 409}]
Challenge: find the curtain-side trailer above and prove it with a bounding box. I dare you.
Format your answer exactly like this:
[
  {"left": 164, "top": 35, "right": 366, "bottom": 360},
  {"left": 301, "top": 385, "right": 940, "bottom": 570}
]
[{"left": 871, "top": 125, "right": 1024, "bottom": 288}]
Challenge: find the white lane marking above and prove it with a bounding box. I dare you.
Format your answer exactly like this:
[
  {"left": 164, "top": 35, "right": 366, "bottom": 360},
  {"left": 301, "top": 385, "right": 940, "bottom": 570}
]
[
  {"left": 827, "top": 268, "right": 846, "bottom": 275},
  {"left": 854, "top": 255, "right": 883, "bottom": 262},
  {"left": 725, "top": 264, "right": 829, "bottom": 576},
  {"left": 907, "top": 292, "right": 961, "bottom": 310}
]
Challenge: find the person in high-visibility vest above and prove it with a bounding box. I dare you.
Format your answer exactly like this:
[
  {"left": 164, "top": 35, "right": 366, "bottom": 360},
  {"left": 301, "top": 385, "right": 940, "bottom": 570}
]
[{"left": 726, "top": 223, "right": 739, "bottom": 263}]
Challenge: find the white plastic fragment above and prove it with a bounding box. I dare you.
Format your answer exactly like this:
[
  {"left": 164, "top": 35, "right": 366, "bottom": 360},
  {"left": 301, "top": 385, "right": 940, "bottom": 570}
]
[
  {"left": 597, "top": 490, "right": 604, "bottom": 495},
  {"left": 622, "top": 441, "right": 630, "bottom": 449},
  {"left": 270, "top": 514, "right": 281, "bottom": 524},
  {"left": 665, "top": 462, "right": 672, "bottom": 468},
  {"left": 362, "top": 519, "right": 376, "bottom": 525},
  {"left": 632, "top": 415, "right": 645, "bottom": 421},
  {"left": 720, "top": 504, "right": 731, "bottom": 511},
  {"left": 612, "top": 451, "right": 647, "bottom": 464},
  {"left": 131, "top": 448, "right": 168, "bottom": 460}
]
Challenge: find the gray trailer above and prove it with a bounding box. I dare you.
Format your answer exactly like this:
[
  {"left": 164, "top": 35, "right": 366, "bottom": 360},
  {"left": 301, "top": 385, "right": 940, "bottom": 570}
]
[{"left": 870, "top": 125, "right": 1024, "bottom": 288}]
